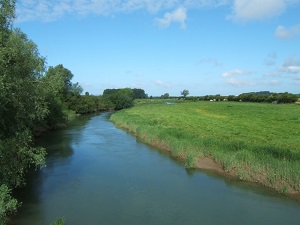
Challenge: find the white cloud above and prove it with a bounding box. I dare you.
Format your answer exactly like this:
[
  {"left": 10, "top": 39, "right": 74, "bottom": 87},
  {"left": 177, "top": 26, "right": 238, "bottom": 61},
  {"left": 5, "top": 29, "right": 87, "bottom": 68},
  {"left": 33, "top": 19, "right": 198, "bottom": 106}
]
[
  {"left": 264, "top": 56, "right": 300, "bottom": 85},
  {"left": 279, "top": 65, "right": 300, "bottom": 73},
  {"left": 278, "top": 56, "right": 300, "bottom": 73},
  {"left": 275, "top": 24, "right": 300, "bottom": 39},
  {"left": 184, "top": 0, "right": 230, "bottom": 8},
  {"left": 155, "top": 7, "right": 187, "bottom": 29},
  {"left": 16, "top": 0, "right": 298, "bottom": 23},
  {"left": 16, "top": 0, "right": 230, "bottom": 23},
  {"left": 15, "top": 0, "right": 73, "bottom": 22},
  {"left": 225, "top": 78, "right": 254, "bottom": 87},
  {"left": 222, "top": 69, "right": 253, "bottom": 77},
  {"left": 154, "top": 80, "right": 173, "bottom": 88},
  {"left": 222, "top": 69, "right": 254, "bottom": 87},
  {"left": 229, "top": 0, "right": 286, "bottom": 22}
]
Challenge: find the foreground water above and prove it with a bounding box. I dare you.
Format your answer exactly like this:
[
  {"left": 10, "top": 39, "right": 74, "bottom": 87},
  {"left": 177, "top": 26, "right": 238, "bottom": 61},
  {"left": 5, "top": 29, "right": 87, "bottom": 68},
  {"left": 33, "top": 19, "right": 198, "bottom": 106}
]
[{"left": 12, "top": 113, "right": 300, "bottom": 225}]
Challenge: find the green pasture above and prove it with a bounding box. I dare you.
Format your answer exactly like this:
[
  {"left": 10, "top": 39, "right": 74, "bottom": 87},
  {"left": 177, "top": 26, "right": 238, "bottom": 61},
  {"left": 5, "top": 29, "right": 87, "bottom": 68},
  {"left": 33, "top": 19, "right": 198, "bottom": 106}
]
[{"left": 110, "top": 100, "right": 300, "bottom": 194}]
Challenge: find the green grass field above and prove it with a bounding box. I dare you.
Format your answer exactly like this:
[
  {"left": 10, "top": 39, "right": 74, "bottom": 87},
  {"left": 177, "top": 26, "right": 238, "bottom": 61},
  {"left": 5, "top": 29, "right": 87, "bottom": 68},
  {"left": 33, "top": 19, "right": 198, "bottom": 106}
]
[{"left": 110, "top": 100, "right": 300, "bottom": 195}]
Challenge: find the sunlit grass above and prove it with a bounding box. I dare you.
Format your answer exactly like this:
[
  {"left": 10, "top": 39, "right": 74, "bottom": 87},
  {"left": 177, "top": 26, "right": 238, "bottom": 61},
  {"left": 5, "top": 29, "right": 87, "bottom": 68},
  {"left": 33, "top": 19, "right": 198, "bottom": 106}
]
[{"left": 110, "top": 101, "right": 300, "bottom": 194}]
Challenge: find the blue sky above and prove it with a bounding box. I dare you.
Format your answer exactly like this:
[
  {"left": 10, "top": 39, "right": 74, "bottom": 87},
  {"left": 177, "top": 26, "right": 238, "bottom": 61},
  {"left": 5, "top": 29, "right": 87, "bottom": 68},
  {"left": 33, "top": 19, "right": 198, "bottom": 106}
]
[{"left": 16, "top": 0, "right": 300, "bottom": 96}]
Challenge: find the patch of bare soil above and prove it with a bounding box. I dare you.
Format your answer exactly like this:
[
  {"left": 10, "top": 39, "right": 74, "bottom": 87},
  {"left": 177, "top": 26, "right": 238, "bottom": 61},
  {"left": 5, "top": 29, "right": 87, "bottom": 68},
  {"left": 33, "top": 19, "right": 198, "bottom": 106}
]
[{"left": 196, "top": 157, "right": 224, "bottom": 174}]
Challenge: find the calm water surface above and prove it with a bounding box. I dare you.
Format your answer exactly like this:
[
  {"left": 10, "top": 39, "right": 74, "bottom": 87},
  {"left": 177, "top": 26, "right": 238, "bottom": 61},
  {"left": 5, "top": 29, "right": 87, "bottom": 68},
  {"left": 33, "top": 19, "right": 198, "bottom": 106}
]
[{"left": 12, "top": 113, "right": 300, "bottom": 225}]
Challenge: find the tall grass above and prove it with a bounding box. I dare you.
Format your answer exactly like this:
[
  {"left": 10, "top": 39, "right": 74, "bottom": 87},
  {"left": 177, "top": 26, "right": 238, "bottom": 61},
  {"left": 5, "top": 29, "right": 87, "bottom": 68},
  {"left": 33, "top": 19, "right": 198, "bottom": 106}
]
[{"left": 110, "top": 101, "right": 300, "bottom": 194}]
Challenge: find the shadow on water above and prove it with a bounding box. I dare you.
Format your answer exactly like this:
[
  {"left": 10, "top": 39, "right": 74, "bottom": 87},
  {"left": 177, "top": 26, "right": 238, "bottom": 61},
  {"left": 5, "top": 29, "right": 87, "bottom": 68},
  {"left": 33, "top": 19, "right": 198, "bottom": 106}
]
[
  {"left": 12, "top": 113, "right": 97, "bottom": 219},
  {"left": 35, "top": 113, "right": 96, "bottom": 157}
]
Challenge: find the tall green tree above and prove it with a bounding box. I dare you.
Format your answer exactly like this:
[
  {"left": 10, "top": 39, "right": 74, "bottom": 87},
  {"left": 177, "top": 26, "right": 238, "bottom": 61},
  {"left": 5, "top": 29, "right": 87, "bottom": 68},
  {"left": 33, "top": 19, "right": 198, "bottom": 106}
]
[
  {"left": 0, "top": 0, "right": 15, "bottom": 46},
  {"left": 161, "top": 93, "right": 169, "bottom": 99},
  {"left": 44, "top": 64, "right": 76, "bottom": 98},
  {"left": 132, "top": 88, "right": 147, "bottom": 99},
  {"left": 0, "top": 1, "right": 47, "bottom": 222},
  {"left": 180, "top": 89, "right": 189, "bottom": 98},
  {"left": 103, "top": 88, "right": 134, "bottom": 110},
  {"left": 38, "top": 64, "right": 83, "bottom": 129}
]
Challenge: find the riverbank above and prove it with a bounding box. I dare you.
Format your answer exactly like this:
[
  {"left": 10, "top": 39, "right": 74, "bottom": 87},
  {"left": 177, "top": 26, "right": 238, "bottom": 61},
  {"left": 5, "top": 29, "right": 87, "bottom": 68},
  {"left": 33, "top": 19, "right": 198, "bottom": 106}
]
[{"left": 110, "top": 100, "right": 300, "bottom": 198}]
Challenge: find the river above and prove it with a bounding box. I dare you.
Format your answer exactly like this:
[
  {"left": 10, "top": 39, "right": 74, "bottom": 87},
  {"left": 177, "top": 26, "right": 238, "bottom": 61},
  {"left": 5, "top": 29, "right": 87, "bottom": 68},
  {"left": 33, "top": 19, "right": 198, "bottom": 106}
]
[{"left": 11, "top": 112, "right": 300, "bottom": 225}]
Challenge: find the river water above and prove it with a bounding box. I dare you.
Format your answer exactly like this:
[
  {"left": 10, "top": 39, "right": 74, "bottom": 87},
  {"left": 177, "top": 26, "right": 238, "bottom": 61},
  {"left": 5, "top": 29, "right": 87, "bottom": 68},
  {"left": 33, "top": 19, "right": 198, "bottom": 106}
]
[{"left": 11, "top": 113, "right": 300, "bottom": 225}]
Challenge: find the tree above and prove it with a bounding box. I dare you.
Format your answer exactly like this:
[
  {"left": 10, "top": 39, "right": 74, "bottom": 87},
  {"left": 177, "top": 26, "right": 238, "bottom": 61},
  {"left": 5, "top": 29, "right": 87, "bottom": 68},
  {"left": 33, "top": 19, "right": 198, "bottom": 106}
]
[
  {"left": 0, "top": 0, "right": 15, "bottom": 46},
  {"left": 44, "top": 64, "right": 75, "bottom": 98},
  {"left": 132, "top": 88, "right": 147, "bottom": 99},
  {"left": 0, "top": 23, "right": 47, "bottom": 186},
  {"left": 38, "top": 65, "right": 83, "bottom": 129},
  {"left": 103, "top": 88, "right": 134, "bottom": 110},
  {"left": 0, "top": 1, "right": 47, "bottom": 222},
  {"left": 161, "top": 93, "right": 169, "bottom": 99},
  {"left": 0, "top": 184, "right": 17, "bottom": 224},
  {"left": 181, "top": 89, "right": 189, "bottom": 98}
]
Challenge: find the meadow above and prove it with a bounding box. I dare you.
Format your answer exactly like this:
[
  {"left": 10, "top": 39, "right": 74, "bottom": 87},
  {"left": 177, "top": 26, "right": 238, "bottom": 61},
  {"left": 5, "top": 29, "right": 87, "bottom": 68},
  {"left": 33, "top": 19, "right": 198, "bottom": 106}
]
[{"left": 110, "top": 100, "right": 300, "bottom": 195}]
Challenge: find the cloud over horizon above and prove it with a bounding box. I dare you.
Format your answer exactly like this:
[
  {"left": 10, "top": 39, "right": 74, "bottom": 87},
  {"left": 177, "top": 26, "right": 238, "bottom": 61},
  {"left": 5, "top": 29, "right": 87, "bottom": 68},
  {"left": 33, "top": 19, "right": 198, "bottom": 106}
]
[
  {"left": 222, "top": 69, "right": 254, "bottom": 87},
  {"left": 222, "top": 69, "right": 253, "bottom": 78},
  {"left": 278, "top": 56, "right": 300, "bottom": 74}
]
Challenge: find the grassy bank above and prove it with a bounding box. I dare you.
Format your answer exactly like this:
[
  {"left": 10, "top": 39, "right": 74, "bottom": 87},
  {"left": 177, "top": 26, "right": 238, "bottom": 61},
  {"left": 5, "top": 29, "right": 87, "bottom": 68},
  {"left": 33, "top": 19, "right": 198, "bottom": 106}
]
[{"left": 110, "top": 100, "right": 300, "bottom": 195}]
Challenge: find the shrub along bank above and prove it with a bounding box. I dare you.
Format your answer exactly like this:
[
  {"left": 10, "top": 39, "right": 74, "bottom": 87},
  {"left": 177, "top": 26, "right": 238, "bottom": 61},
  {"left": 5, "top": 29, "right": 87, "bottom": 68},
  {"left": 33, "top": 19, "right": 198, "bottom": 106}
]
[{"left": 110, "top": 101, "right": 300, "bottom": 196}]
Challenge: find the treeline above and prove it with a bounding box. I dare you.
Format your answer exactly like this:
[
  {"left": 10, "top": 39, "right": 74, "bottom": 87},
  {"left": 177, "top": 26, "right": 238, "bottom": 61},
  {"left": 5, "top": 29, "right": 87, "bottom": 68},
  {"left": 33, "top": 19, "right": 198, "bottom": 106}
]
[
  {"left": 0, "top": 1, "right": 146, "bottom": 223},
  {"left": 158, "top": 91, "right": 298, "bottom": 104},
  {"left": 198, "top": 91, "right": 298, "bottom": 103},
  {"left": 66, "top": 88, "right": 147, "bottom": 114}
]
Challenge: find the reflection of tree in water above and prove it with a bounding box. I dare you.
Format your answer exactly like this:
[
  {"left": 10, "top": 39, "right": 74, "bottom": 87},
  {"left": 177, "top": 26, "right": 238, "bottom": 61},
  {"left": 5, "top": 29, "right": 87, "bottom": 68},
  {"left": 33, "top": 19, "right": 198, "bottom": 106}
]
[
  {"left": 12, "top": 114, "right": 95, "bottom": 222},
  {"left": 35, "top": 113, "right": 94, "bottom": 158}
]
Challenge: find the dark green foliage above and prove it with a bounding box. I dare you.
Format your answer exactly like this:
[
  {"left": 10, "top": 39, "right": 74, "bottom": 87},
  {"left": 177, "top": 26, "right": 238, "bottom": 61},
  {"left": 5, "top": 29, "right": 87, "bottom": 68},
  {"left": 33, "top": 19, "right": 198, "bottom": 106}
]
[
  {"left": 40, "top": 94, "right": 67, "bottom": 130},
  {"left": 161, "top": 93, "right": 169, "bottom": 99},
  {"left": 51, "top": 217, "right": 65, "bottom": 225},
  {"left": 199, "top": 92, "right": 297, "bottom": 104},
  {"left": 0, "top": 0, "right": 15, "bottom": 46},
  {"left": 35, "top": 64, "right": 84, "bottom": 130},
  {"left": 228, "top": 92, "right": 298, "bottom": 103},
  {"left": 103, "top": 88, "right": 134, "bottom": 110},
  {"left": 67, "top": 95, "right": 108, "bottom": 114},
  {"left": 0, "top": 22, "right": 47, "bottom": 187},
  {"left": 132, "top": 88, "right": 147, "bottom": 99},
  {"left": 43, "top": 64, "right": 83, "bottom": 99},
  {"left": 0, "top": 1, "right": 47, "bottom": 222},
  {"left": 0, "top": 184, "right": 18, "bottom": 225},
  {"left": 180, "top": 89, "right": 189, "bottom": 98}
]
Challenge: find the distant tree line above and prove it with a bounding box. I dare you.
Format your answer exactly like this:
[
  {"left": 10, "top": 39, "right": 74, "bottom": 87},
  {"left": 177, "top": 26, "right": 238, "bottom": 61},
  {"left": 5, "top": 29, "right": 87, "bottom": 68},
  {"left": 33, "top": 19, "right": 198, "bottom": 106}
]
[
  {"left": 198, "top": 91, "right": 298, "bottom": 103},
  {"left": 159, "top": 91, "right": 298, "bottom": 104}
]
